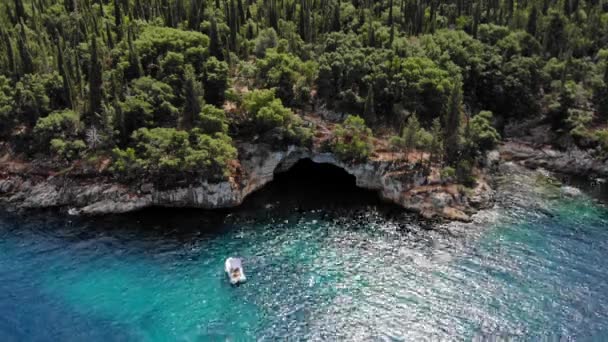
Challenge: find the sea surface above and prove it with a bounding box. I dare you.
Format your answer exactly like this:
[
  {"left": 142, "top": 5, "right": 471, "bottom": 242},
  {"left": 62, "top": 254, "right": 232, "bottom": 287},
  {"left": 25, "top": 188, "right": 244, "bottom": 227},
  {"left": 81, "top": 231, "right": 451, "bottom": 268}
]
[{"left": 0, "top": 161, "right": 607, "bottom": 341}]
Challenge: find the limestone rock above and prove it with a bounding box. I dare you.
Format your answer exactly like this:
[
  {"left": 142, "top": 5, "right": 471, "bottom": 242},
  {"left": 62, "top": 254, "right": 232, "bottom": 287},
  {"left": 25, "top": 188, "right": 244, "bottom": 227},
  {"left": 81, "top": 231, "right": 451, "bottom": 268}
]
[{"left": 0, "top": 143, "right": 494, "bottom": 222}]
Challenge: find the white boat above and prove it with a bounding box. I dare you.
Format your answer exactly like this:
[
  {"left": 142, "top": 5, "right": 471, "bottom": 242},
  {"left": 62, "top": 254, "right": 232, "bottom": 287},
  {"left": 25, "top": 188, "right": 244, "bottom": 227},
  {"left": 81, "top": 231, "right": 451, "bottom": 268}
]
[{"left": 225, "top": 257, "right": 246, "bottom": 285}]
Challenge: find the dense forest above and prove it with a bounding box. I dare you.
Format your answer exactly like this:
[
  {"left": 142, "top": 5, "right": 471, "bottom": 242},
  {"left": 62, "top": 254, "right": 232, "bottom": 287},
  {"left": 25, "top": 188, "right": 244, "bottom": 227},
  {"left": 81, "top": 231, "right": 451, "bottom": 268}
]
[{"left": 0, "top": 0, "right": 607, "bottom": 185}]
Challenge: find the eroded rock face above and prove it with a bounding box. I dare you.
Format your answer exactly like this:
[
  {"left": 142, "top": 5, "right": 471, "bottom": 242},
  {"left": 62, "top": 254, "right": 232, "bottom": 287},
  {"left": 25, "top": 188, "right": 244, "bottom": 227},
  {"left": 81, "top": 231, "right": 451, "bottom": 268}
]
[
  {"left": 501, "top": 141, "right": 608, "bottom": 177},
  {"left": 0, "top": 143, "right": 494, "bottom": 221}
]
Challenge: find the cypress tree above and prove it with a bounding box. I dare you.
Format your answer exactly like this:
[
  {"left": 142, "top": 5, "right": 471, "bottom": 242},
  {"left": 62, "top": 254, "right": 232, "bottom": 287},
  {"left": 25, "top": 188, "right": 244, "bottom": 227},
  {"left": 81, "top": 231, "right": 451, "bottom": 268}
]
[
  {"left": 429, "top": 117, "right": 443, "bottom": 166},
  {"left": 237, "top": 0, "right": 246, "bottom": 27},
  {"left": 228, "top": 0, "right": 238, "bottom": 51},
  {"left": 331, "top": 1, "right": 341, "bottom": 32},
  {"left": 105, "top": 22, "right": 114, "bottom": 49},
  {"left": 444, "top": 80, "right": 463, "bottom": 164},
  {"left": 13, "top": 0, "right": 27, "bottom": 21},
  {"left": 209, "top": 16, "right": 222, "bottom": 60},
  {"left": 17, "top": 22, "right": 34, "bottom": 75},
  {"left": 127, "top": 25, "right": 143, "bottom": 78},
  {"left": 74, "top": 54, "right": 84, "bottom": 100},
  {"left": 188, "top": 0, "right": 205, "bottom": 31},
  {"left": 64, "top": 0, "right": 75, "bottom": 12},
  {"left": 114, "top": 0, "right": 123, "bottom": 41},
  {"left": 57, "top": 39, "right": 73, "bottom": 109},
  {"left": 388, "top": 0, "right": 394, "bottom": 45},
  {"left": 88, "top": 35, "right": 103, "bottom": 127},
  {"left": 0, "top": 29, "right": 16, "bottom": 78},
  {"left": 363, "top": 86, "right": 377, "bottom": 125},
  {"left": 600, "top": 64, "right": 608, "bottom": 120},
  {"left": 299, "top": 0, "right": 311, "bottom": 42},
  {"left": 472, "top": 2, "right": 481, "bottom": 37},
  {"left": 527, "top": 6, "right": 537, "bottom": 37},
  {"left": 269, "top": 0, "right": 279, "bottom": 30},
  {"left": 180, "top": 65, "right": 203, "bottom": 131}
]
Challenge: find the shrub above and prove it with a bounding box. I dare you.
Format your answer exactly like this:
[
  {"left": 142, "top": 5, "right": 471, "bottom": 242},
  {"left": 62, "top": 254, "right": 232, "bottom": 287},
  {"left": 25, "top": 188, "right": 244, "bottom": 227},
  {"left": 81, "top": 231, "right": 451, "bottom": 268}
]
[
  {"left": 50, "top": 138, "right": 86, "bottom": 161},
  {"left": 331, "top": 115, "right": 374, "bottom": 161},
  {"left": 241, "top": 89, "right": 311, "bottom": 146},
  {"left": 111, "top": 127, "right": 237, "bottom": 180},
  {"left": 470, "top": 111, "right": 500, "bottom": 152},
  {"left": 455, "top": 160, "right": 475, "bottom": 186},
  {"left": 199, "top": 104, "right": 229, "bottom": 134},
  {"left": 33, "top": 109, "right": 81, "bottom": 147},
  {"left": 440, "top": 166, "right": 456, "bottom": 182},
  {"left": 254, "top": 28, "right": 279, "bottom": 57}
]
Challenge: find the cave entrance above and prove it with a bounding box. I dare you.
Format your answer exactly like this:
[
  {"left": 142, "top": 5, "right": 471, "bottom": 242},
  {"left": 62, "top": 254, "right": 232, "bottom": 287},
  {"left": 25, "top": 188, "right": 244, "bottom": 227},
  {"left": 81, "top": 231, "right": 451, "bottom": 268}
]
[{"left": 241, "top": 158, "right": 384, "bottom": 211}]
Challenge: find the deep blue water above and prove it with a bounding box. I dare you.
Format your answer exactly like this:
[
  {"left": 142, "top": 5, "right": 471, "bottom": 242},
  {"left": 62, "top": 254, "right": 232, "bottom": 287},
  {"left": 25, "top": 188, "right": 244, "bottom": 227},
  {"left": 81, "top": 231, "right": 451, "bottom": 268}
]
[{"left": 0, "top": 162, "right": 607, "bottom": 340}]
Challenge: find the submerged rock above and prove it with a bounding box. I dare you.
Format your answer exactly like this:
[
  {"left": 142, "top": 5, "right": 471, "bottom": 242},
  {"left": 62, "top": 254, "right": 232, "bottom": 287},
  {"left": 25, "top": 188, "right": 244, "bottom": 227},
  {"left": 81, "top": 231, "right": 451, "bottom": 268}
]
[{"left": 560, "top": 186, "right": 582, "bottom": 197}]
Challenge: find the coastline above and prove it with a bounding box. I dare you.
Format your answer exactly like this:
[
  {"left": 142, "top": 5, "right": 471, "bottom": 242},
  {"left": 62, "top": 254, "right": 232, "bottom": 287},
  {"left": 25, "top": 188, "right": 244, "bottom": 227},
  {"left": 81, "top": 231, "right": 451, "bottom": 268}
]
[
  {"left": 2, "top": 139, "right": 604, "bottom": 223},
  {"left": 0, "top": 140, "right": 495, "bottom": 222}
]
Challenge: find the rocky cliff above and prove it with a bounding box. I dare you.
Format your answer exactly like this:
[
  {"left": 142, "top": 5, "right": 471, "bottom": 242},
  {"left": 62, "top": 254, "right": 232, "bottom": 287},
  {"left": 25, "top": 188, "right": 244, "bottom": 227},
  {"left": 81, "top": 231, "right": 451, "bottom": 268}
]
[
  {"left": 0, "top": 143, "right": 494, "bottom": 222},
  {"left": 500, "top": 141, "right": 608, "bottom": 178}
]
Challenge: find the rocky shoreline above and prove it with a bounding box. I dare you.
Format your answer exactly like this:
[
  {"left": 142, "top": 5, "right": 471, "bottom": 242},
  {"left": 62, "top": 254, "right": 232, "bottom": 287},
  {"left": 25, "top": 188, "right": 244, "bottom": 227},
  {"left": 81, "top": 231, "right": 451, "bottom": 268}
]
[
  {"left": 4, "top": 138, "right": 603, "bottom": 223},
  {"left": 0, "top": 142, "right": 495, "bottom": 222},
  {"left": 500, "top": 140, "right": 608, "bottom": 179}
]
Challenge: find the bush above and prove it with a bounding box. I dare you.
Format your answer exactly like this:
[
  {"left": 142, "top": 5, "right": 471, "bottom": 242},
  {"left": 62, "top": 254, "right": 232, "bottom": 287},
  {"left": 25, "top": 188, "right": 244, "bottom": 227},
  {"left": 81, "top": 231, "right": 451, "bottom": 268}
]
[
  {"left": 254, "top": 28, "right": 278, "bottom": 58},
  {"left": 50, "top": 138, "right": 86, "bottom": 161},
  {"left": 133, "top": 25, "right": 209, "bottom": 71},
  {"left": 284, "top": 117, "right": 313, "bottom": 146},
  {"left": 111, "top": 127, "right": 237, "bottom": 180},
  {"left": 199, "top": 104, "right": 229, "bottom": 134},
  {"left": 440, "top": 167, "right": 456, "bottom": 182},
  {"left": 595, "top": 129, "right": 608, "bottom": 154},
  {"left": 330, "top": 115, "right": 374, "bottom": 161},
  {"left": 33, "top": 109, "right": 81, "bottom": 148},
  {"left": 254, "top": 100, "right": 293, "bottom": 130},
  {"left": 470, "top": 111, "right": 500, "bottom": 152},
  {"left": 456, "top": 160, "right": 475, "bottom": 186},
  {"left": 0, "top": 76, "right": 14, "bottom": 135},
  {"left": 242, "top": 89, "right": 307, "bottom": 142}
]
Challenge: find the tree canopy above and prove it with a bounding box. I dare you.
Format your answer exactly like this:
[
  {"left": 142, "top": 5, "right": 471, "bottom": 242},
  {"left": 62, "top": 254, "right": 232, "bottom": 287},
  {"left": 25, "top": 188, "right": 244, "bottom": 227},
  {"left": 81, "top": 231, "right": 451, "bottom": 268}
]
[{"left": 0, "top": 0, "right": 606, "bottom": 183}]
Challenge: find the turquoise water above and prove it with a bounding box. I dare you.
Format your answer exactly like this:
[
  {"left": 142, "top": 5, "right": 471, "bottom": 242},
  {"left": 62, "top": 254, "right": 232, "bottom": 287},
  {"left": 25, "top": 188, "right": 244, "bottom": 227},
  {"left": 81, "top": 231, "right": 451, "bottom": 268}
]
[{"left": 1, "top": 162, "right": 608, "bottom": 340}]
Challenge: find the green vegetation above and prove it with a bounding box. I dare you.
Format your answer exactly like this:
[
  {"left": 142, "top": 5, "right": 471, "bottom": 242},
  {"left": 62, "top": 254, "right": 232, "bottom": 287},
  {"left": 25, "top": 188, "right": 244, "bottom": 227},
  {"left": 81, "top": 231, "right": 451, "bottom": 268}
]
[
  {"left": 331, "top": 115, "right": 373, "bottom": 161},
  {"left": 111, "top": 128, "right": 236, "bottom": 180},
  {"left": 0, "top": 0, "right": 607, "bottom": 184}
]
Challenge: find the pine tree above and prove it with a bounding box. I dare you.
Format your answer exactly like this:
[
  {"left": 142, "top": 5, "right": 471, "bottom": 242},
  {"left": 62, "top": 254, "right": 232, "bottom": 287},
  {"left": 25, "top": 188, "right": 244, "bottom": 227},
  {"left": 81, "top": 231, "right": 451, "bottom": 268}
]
[{"left": 88, "top": 35, "right": 103, "bottom": 127}]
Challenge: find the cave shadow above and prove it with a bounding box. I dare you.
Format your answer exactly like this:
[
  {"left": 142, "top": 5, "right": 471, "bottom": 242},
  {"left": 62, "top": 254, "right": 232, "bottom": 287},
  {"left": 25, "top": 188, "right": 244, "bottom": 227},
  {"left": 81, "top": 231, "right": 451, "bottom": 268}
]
[
  {"left": 0, "top": 159, "right": 413, "bottom": 243},
  {"left": 237, "top": 158, "right": 396, "bottom": 214}
]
